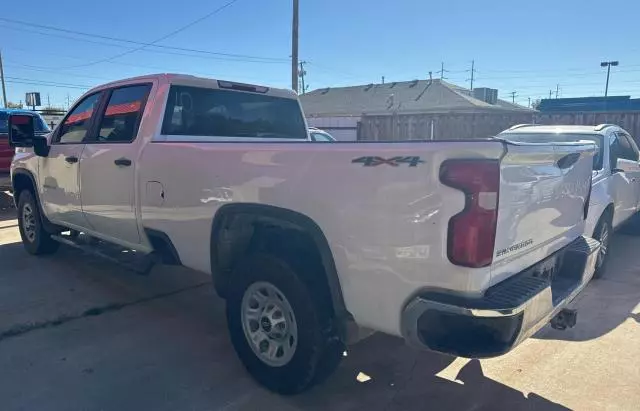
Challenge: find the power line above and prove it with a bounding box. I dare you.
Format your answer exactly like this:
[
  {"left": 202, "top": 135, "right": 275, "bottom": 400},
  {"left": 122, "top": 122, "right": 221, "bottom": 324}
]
[
  {"left": 299, "top": 61, "right": 308, "bottom": 94},
  {"left": 5, "top": 79, "right": 88, "bottom": 90},
  {"left": 0, "top": 1, "right": 292, "bottom": 70},
  {"left": 0, "top": 23, "right": 287, "bottom": 64},
  {"left": 4, "top": 62, "right": 115, "bottom": 81},
  {"left": 58, "top": 0, "right": 243, "bottom": 69},
  {"left": 5, "top": 76, "right": 91, "bottom": 88},
  {"left": 437, "top": 62, "right": 449, "bottom": 80},
  {"left": 466, "top": 59, "right": 476, "bottom": 90}
]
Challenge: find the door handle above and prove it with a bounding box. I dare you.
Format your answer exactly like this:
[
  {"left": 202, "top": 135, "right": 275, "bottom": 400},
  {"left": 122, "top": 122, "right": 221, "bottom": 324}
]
[
  {"left": 65, "top": 156, "right": 79, "bottom": 164},
  {"left": 114, "top": 157, "right": 132, "bottom": 167}
]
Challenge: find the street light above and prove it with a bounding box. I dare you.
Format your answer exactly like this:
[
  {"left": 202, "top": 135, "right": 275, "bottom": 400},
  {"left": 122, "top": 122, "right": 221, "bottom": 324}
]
[{"left": 600, "top": 61, "right": 619, "bottom": 97}]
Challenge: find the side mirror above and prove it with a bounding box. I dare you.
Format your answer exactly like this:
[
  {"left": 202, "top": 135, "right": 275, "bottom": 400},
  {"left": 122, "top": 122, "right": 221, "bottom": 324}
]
[
  {"left": 613, "top": 158, "right": 626, "bottom": 174},
  {"left": 8, "top": 114, "right": 35, "bottom": 148}
]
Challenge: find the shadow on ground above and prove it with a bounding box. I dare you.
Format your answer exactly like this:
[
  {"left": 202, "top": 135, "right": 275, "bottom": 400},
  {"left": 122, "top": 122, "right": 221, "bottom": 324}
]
[
  {"left": 0, "top": 235, "right": 569, "bottom": 411},
  {"left": 0, "top": 192, "right": 14, "bottom": 214},
  {"left": 275, "top": 334, "right": 568, "bottom": 411},
  {"left": 535, "top": 231, "right": 640, "bottom": 344}
]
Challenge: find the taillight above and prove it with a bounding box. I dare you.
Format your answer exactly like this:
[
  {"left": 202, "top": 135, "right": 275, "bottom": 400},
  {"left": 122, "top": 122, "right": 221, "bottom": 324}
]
[{"left": 440, "top": 159, "right": 500, "bottom": 268}]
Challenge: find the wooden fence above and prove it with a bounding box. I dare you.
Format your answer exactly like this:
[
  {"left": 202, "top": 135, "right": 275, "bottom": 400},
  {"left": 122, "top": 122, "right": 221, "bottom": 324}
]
[{"left": 359, "top": 111, "right": 640, "bottom": 143}]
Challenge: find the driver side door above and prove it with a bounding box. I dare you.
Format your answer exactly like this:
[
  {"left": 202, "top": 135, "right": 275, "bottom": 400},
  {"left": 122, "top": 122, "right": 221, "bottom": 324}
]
[{"left": 39, "top": 92, "right": 104, "bottom": 229}]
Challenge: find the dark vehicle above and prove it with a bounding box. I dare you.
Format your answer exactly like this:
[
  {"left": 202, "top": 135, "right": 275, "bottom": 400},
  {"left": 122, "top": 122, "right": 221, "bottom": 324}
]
[
  {"left": 0, "top": 109, "right": 49, "bottom": 181},
  {"left": 309, "top": 127, "right": 336, "bottom": 142}
]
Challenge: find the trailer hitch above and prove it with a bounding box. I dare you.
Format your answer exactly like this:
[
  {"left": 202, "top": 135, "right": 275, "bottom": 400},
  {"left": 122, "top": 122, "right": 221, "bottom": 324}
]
[{"left": 550, "top": 308, "right": 577, "bottom": 330}]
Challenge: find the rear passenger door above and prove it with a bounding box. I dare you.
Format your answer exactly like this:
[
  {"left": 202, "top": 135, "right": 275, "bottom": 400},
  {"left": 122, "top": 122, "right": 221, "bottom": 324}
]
[{"left": 79, "top": 84, "right": 152, "bottom": 247}]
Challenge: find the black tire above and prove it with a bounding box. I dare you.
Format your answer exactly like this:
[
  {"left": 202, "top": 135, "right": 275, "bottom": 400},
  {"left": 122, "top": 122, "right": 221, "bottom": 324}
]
[
  {"left": 592, "top": 213, "right": 612, "bottom": 279},
  {"left": 17, "top": 190, "right": 59, "bottom": 255},
  {"left": 226, "top": 253, "right": 343, "bottom": 395}
]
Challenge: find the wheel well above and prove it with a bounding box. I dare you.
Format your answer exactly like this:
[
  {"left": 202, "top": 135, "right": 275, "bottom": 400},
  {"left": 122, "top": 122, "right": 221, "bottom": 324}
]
[
  {"left": 210, "top": 204, "right": 351, "bottom": 338},
  {"left": 12, "top": 170, "right": 62, "bottom": 234},
  {"left": 144, "top": 228, "right": 182, "bottom": 265},
  {"left": 602, "top": 204, "right": 614, "bottom": 223},
  {"left": 12, "top": 172, "right": 35, "bottom": 202}
]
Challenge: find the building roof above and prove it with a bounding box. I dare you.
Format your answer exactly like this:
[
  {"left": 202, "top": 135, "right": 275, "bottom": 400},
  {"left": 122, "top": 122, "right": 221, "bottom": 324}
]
[
  {"left": 537, "top": 96, "right": 640, "bottom": 112},
  {"left": 299, "top": 79, "right": 532, "bottom": 117}
]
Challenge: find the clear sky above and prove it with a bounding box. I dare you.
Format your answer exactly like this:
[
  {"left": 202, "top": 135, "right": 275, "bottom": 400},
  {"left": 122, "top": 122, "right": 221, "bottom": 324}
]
[{"left": 2, "top": 0, "right": 640, "bottom": 109}]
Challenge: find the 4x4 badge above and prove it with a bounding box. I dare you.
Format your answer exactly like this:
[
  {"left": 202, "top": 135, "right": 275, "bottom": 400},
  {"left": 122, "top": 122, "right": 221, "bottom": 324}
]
[{"left": 352, "top": 156, "right": 424, "bottom": 167}]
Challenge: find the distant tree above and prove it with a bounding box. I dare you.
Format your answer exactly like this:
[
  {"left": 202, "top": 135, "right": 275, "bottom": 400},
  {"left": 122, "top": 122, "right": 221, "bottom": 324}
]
[{"left": 6, "top": 101, "right": 24, "bottom": 109}]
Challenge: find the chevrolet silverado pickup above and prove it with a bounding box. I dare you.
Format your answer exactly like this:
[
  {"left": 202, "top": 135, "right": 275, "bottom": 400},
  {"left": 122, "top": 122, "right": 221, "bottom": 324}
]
[{"left": 7, "top": 74, "right": 599, "bottom": 394}]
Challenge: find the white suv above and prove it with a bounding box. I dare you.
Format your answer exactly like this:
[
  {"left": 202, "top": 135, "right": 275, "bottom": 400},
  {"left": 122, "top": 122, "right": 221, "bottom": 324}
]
[{"left": 500, "top": 124, "right": 640, "bottom": 277}]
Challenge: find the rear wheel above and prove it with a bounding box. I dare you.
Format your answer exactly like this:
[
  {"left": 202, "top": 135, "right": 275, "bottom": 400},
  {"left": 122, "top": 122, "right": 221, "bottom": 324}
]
[
  {"left": 17, "top": 190, "right": 59, "bottom": 255},
  {"left": 226, "top": 253, "right": 343, "bottom": 395},
  {"left": 593, "top": 213, "right": 612, "bottom": 279}
]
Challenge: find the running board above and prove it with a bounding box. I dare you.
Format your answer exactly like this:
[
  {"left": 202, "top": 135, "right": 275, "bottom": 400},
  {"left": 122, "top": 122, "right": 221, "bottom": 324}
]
[{"left": 51, "top": 233, "right": 157, "bottom": 275}]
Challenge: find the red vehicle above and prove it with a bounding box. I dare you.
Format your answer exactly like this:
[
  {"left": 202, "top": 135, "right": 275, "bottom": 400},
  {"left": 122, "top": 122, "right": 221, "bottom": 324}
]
[{"left": 0, "top": 109, "right": 49, "bottom": 188}]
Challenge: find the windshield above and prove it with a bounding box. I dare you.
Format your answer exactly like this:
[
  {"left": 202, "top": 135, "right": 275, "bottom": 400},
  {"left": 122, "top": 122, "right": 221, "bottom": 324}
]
[
  {"left": 502, "top": 132, "right": 603, "bottom": 170},
  {"left": 161, "top": 85, "right": 307, "bottom": 139},
  {"left": 0, "top": 112, "right": 50, "bottom": 134}
]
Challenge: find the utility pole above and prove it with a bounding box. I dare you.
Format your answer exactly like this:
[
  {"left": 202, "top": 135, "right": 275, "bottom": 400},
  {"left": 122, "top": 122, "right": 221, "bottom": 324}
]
[
  {"left": 437, "top": 62, "right": 448, "bottom": 80},
  {"left": 509, "top": 91, "right": 517, "bottom": 103},
  {"left": 555, "top": 84, "right": 560, "bottom": 99},
  {"left": 600, "top": 60, "right": 619, "bottom": 97},
  {"left": 549, "top": 90, "right": 553, "bottom": 99},
  {"left": 528, "top": 97, "right": 531, "bottom": 108},
  {"left": 381, "top": 76, "right": 385, "bottom": 84},
  {"left": 291, "top": 0, "right": 299, "bottom": 93},
  {"left": 467, "top": 59, "right": 476, "bottom": 90},
  {"left": 66, "top": 93, "right": 70, "bottom": 109},
  {"left": 0, "top": 50, "right": 7, "bottom": 108},
  {"left": 298, "top": 60, "right": 307, "bottom": 94},
  {"left": 47, "top": 93, "right": 51, "bottom": 106}
]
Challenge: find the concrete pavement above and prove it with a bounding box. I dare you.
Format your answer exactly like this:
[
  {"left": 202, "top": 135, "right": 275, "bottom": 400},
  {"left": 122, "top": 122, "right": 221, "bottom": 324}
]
[{"left": 1, "top": 209, "right": 639, "bottom": 410}]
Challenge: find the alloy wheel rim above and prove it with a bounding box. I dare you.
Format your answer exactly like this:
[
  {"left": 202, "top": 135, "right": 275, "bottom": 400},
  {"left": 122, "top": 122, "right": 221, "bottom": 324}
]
[
  {"left": 597, "top": 225, "right": 609, "bottom": 268},
  {"left": 22, "top": 204, "right": 37, "bottom": 243},
  {"left": 241, "top": 281, "right": 298, "bottom": 367}
]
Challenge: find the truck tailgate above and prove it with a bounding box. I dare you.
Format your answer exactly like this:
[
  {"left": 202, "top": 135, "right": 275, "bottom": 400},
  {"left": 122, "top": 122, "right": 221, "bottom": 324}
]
[{"left": 491, "top": 141, "right": 595, "bottom": 284}]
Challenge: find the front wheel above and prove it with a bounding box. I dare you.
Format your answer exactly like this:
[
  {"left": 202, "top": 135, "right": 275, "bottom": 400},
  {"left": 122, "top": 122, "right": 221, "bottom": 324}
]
[
  {"left": 17, "top": 190, "right": 59, "bottom": 255},
  {"left": 592, "top": 214, "right": 612, "bottom": 279},
  {"left": 226, "top": 253, "right": 343, "bottom": 395}
]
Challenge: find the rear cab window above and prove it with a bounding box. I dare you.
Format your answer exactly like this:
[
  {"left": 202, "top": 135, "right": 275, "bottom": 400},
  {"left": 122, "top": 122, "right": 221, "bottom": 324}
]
[{"left": 161, "top": 84, "right": 307, "bottom": 140}]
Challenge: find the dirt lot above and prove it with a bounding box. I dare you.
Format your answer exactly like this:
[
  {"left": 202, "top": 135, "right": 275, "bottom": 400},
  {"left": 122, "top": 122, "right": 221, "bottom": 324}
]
[{"left": 1, "top": 204, "right": 639, "bottom": 411}]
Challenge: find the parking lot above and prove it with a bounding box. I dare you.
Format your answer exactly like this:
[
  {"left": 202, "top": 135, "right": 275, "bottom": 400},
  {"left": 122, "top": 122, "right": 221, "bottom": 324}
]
[{"left": 1, "top": 202, "right": 639, "bottom": 411}]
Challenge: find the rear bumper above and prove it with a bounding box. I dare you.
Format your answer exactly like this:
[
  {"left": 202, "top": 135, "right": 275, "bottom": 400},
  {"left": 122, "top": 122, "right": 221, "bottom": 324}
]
[{"left": 400, "top": 236, "right": 600, "bottom": 358}]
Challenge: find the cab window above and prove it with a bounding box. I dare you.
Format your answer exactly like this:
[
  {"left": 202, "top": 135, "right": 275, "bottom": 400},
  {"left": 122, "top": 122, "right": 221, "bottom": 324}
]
[
  {"left": 94, "top": 84, "right": 151, "bottom": 143},
  {"left": 56, "top": 93, "right": 102, "bottom": 144}
]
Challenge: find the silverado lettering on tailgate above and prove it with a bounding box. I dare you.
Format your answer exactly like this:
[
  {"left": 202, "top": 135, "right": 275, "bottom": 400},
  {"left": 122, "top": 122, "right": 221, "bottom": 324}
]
[{"left": 496, "top": 238, "right": 534, "bottom": 258}]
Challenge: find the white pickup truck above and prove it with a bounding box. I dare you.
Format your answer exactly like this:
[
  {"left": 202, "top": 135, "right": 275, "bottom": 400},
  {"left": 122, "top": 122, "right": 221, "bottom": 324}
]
[
  {"left": 8, "top": 74, "right": 599, "bottom": 394},
  {"left": 500, "top": 124, "right": 640, "bottom": 277}
]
